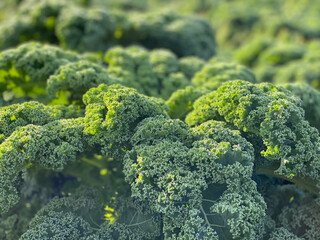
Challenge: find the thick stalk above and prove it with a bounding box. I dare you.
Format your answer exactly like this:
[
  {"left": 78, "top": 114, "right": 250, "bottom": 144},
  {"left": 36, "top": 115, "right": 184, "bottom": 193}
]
[{"left": 255, "top": 166, "right": 320, "bottom": 196}]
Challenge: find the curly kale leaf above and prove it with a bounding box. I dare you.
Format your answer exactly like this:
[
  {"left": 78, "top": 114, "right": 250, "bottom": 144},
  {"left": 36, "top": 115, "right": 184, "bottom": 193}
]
[
  {"left": 165, "top": 86, "right": 208, "bottom": 120},
  {"left": 277, "top": 197, "right": 320, "bottom": 240},
  {"left": 0, "top": 42, "right": 79, "bottom": 83},
  {"left": 0, "top": 118, "right": 85, "bottom": 214},
  {"left": 280, "top": 83, "right": 320, "bottom": 130},
  {"left": 21, "top": 188, "right": 161, "bottom": 240},
  {"left": 178, "top": 56, "right": 206, "bottom": 79},
  {"left": 124, "top": 116, "right": 266, "bottom": 239},
  {"left": 83, "top": 84, "right": 167, "bottom": 157},
  {"left": 192, "top": 60, "right": 257, "bottom": 90},
  {"left": 19, "top": 187, "right": 103, "bottom": 240},
  {"left": 186, "top": 80, "right": 320, "bottom": 194},
  {"left": 47, "top": 60, "right": 115, "bottom": 104},
  {"left": 0, "top": 101, "right": 80, "bottom": 143},
  {"left": 268, "top": 227, "right": 303, "bottom": 240},
  {"left": 104, "top": 46, "right": 191, "bottom": 99},
  {"left": 0, "top": 42, "right": 81, "bottom": 104}
]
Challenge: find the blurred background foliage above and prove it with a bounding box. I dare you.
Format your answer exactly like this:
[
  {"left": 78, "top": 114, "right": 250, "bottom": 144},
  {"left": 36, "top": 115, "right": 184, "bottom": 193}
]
[
  {"left": 2, "top": 0, "right": 319, "bottom": 84},
  {"left": 2, "top": 0, "right": 320, "bottom": 50}
]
